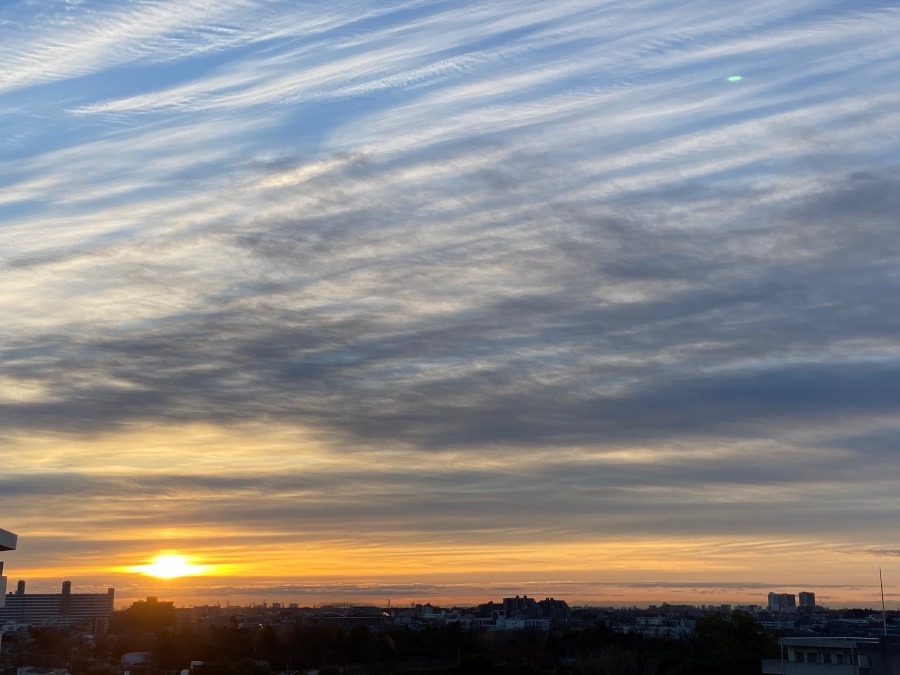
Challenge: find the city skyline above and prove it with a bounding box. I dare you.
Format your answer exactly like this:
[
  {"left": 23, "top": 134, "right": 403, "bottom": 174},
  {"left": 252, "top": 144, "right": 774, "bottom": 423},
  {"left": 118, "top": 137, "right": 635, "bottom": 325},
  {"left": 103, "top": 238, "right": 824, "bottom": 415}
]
[
  {"left": 0, "top": 575, "right": 873, "bottom": 613},
  {"left": 2, "top": 1, "right": 900, "bottom": 609}
]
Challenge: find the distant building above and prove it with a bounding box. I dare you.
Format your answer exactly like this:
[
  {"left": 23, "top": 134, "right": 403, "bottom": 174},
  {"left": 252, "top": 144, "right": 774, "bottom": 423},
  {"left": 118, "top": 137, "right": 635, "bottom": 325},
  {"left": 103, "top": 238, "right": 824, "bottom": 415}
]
[
  {"left": 1, "top": 581, "right": 114, "bottom": 633},
  {"left": 768, "top": 592, "right": 797, "bottom": 612},
  {"left": 632, "top": 616, "right": 696, "bottom": 639},
  {"left": 799, "top": 591, "right": 817, "bottom": 608},
  {"left": 503, "top": 595, "right": 541, "bottom": 618},
  {"left": 503, "top": 595, "right": 530, "bottom": 617},
  {"left": 307, "top": 603, "right": 387, "bottom": 630},
  {"left": 537, "top": 597, "right": 571, "bottom": 621},
  {"left": 495, "top": 616, "right": 551, "bottom": 632},
  {"left": 174, "top": 604, "right": 222, "bottom": 628}
]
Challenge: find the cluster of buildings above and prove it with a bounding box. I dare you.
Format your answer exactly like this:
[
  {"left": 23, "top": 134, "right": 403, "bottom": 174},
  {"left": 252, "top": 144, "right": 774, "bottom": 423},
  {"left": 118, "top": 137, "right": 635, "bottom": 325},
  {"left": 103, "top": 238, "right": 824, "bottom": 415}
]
[
  {"left": 163, "top": 595, "right": 899, "bottom": 646},
  {"left": 768, "top": 590, "right": 817, "bottom": 612},
  {"left": 170, "top": 595, "right": 573, "bottom": 634}
]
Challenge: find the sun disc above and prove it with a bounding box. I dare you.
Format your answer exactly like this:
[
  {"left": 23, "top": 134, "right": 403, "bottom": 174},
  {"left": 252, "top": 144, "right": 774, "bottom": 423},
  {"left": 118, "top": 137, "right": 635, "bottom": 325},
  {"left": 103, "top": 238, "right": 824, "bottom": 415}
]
[{"left": 133, "top": 553, "right": 209, "bottom": 579}]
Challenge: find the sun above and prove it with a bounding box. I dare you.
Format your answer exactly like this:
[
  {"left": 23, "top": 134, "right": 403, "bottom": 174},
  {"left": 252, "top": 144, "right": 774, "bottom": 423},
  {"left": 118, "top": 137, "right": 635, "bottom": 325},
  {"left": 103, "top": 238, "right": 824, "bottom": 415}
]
[{"left": 132, "top": 553, "right": 210, "bottom": 579}]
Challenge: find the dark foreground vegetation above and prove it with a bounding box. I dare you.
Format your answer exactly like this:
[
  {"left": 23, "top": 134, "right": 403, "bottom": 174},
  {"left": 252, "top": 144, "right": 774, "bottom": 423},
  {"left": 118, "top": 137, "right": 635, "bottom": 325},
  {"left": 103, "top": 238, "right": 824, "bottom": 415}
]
[{"left": 2, "top": 607, "right": 778, "bottom": 675}]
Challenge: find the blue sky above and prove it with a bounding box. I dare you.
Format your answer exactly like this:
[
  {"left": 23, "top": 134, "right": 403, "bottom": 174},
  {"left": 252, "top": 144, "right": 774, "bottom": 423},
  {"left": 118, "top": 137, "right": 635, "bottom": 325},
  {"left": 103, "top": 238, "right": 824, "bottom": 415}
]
[{"left": 2, "top": 0, "right": 900, "bottom": 607}]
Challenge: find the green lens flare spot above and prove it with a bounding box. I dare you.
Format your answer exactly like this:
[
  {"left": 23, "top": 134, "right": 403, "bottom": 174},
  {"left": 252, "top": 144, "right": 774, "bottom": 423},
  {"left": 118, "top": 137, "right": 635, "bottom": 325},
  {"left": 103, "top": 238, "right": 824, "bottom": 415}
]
[{"left": 728, "top": 75, "right": 743, "bottom": 82}]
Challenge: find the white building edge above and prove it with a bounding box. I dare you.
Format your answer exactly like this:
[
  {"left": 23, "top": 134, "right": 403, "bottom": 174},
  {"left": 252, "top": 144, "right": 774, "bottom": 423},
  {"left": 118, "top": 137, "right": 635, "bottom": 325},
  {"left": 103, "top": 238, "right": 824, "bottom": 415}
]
[
  {"left": 0, "top": 527, "right": 17, "bottom": 654},
  {"left": 0, "top": 527, "right": 17, "bottom": 604}
]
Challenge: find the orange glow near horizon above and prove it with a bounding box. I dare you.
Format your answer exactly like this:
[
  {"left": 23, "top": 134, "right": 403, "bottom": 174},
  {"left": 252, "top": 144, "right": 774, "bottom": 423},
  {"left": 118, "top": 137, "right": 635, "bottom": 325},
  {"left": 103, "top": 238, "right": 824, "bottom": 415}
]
[
  {"left": 5, "top": 534, "right": 897, "bottom": 610},
  {"left": 3, "top": 423, "right": 898, "bottom": 609}
]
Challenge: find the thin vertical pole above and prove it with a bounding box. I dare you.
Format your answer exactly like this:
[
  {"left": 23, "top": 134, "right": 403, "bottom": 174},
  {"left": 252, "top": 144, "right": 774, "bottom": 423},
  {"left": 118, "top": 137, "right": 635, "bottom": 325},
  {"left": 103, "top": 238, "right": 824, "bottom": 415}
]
[{"left": 880, "top": 568, "right": 888, "bottom": 636}]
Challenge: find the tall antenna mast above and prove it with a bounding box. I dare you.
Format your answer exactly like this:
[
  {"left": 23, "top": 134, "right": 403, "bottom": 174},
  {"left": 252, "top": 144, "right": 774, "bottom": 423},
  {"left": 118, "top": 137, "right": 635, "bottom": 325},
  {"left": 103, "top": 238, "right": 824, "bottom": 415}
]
[{"left": 880, "top": 568, "right": 887, "bottom": 636}]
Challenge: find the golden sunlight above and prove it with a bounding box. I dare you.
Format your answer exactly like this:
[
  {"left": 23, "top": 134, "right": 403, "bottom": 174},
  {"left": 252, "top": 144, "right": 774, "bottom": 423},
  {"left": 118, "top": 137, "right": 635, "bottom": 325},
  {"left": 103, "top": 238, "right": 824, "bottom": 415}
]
[{"left": 131, "top": 553, "right": 211, "bottom": 579}]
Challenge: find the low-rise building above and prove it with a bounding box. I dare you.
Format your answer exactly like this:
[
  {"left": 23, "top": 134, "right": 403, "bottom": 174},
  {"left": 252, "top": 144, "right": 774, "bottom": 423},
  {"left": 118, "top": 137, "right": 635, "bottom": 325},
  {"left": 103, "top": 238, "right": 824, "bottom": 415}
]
[{"left": 761, "top": 636, "right": 900, "bottom": 675}]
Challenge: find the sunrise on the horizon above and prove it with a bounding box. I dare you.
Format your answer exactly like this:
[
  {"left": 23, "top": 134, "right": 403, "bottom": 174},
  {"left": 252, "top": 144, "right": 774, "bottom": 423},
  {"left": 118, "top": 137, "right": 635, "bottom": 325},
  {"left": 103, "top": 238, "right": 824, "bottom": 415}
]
[
  {"left": 130, "top": 554, "right": 213, "bottom": 580},
  {"left": 1, "top": 0, "right": 900, "bottom": 621}
]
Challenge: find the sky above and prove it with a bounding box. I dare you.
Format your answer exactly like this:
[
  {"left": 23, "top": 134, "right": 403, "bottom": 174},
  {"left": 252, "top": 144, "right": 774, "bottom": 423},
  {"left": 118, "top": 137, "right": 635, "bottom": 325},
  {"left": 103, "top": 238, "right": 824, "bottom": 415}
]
[{"left": 1, "top": 0, "right": 900, "bottom": 610}]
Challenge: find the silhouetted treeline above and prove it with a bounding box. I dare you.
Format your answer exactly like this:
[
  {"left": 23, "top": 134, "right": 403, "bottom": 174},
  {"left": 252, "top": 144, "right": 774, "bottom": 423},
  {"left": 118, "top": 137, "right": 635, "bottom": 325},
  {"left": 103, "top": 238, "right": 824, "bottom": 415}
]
[{"left": 2, "top": 609, "right": 777, "bottom": 675}]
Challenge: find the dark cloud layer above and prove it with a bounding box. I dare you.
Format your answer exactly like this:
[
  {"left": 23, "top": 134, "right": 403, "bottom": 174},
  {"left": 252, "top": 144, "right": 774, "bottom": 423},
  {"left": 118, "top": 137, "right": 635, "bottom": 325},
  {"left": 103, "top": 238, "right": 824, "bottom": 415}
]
[{"left": 2, "top": 165, "right": 899, "bottom": 458}]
